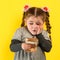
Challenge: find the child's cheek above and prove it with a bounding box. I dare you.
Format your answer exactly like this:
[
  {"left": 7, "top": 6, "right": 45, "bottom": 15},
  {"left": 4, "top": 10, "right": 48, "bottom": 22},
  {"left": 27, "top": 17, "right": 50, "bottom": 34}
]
[
  {"left": 37, "top": 25, "right": 43, "bottom": 32},
  {"left": 39, "top": 25, "right": 43, "bottom": 29}
]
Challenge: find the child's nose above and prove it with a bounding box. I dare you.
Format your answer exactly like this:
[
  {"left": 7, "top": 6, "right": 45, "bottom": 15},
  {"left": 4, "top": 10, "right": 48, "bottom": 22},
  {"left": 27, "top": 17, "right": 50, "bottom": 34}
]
[{"left": 33, "top": 24, "right": 38, "bottom": 28}]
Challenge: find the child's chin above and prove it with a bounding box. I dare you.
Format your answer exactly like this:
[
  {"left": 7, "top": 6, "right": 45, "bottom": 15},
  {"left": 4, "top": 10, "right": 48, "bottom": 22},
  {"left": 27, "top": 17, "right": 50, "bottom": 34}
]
[{"left": 31, "top": 33, "right": 37, "bottom": 35}]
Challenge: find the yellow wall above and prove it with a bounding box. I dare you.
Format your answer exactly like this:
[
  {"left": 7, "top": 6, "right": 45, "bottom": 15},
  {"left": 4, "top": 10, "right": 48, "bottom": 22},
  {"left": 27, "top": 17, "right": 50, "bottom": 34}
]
[{"left": 0, "top": 0, "right": 60, "bottom": 60}]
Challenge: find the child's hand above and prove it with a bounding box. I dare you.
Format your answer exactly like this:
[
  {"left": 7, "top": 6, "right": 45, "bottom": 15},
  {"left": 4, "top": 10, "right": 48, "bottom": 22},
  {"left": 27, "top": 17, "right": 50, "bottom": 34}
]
[
  {"left": 36, "top": 26, "right": 43, "bottom": 35},
  {"left": 21, "top": 43, "right": 32, "bottom": 51}
]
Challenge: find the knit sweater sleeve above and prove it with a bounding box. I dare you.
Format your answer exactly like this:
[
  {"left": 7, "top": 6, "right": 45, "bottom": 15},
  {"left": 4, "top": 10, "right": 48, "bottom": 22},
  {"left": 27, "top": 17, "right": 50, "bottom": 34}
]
[
  {"left": 10, "top": 39, "right": 23, "bottom": 52},
  {"left": 10, "top": 28, "right": 23, "bottom": 52},
  {"left": 36, "top": 31, "right": 52, "bottom": 52}
]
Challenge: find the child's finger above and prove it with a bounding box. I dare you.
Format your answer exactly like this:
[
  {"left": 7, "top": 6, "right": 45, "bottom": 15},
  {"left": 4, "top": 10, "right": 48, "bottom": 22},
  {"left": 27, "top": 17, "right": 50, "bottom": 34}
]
[{"left": 27, "top": 44, "right": 32, "bottom": 48}]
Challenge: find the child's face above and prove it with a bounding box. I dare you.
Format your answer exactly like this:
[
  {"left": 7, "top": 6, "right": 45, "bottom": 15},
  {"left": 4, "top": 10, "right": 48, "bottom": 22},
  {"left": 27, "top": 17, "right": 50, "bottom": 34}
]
[{"left": 25, "top": 16, "right": 44, "bottom": 35}]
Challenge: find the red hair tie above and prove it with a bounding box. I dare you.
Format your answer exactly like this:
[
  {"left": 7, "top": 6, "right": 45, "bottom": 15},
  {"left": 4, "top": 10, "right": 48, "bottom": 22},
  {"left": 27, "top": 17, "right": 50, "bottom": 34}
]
[
  {"left": 24, "top": 5, "right": 30, "bottom": 12},
  {"left": 42, "top": 7, "right": 49, "bottom": 12}
]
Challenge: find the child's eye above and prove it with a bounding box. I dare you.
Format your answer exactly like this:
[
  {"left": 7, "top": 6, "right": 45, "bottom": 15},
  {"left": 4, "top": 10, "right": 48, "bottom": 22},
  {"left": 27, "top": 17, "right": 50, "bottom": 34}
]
[
  {"left": 36, "top": 23, "right": 41, "bottom": 25},
  {"left": 36, "top": 22, "right": 43, "bottom": 25},
  {"left": 29, "top": 23, "right": 33, "bottom": 25}
]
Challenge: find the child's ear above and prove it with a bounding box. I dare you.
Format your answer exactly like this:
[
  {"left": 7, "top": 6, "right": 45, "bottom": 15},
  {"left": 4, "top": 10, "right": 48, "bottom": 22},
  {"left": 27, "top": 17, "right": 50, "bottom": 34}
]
[
  {"left": 24, "top": 19, "right": 27, "bottom": 25},
  {"left": 24, "top": 19, "right": 27, "bottom": 22}
]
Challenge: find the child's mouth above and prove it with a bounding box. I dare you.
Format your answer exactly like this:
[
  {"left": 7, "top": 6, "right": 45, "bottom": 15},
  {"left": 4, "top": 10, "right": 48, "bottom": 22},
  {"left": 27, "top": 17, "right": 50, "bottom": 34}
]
[{"left": 32, "top": 30, "right": 37, "bottom": 32}]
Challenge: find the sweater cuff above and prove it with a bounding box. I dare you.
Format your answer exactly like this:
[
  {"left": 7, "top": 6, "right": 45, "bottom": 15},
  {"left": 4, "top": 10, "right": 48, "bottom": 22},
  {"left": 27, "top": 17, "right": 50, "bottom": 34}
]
[
  {"left": 36, "top": 33, "right": 45, "bottom": 42},
  {"left": 10, "top": 39, "right": 22, "bottom": 52}
]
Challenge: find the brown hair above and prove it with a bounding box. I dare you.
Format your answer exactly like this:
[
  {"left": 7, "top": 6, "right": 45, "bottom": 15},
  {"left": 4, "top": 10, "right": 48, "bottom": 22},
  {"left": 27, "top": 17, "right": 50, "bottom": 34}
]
[{"left": 21, "top": 7, "right": 51, "bottom": 39}]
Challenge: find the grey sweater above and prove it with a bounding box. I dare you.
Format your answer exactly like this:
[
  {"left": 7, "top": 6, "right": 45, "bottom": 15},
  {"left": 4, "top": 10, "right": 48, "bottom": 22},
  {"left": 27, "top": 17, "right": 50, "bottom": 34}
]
[{"left": 10, "top": 27, "right": 52, "bottom": 60}]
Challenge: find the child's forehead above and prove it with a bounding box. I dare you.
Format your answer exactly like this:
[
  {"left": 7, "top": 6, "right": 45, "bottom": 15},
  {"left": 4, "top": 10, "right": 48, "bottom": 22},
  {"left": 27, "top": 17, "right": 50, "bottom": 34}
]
[
  {"left": 27, "top": 16, "right": 43, "bottom": 21},
  {"left": 26, "top": 16, "right": 44, "bottom": 24}
]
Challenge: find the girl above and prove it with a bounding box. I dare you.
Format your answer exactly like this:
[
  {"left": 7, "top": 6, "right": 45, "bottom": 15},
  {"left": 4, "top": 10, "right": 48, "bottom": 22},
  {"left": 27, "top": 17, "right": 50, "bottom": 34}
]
[{"left": 10, "top": 5, "right": 52, "bottom": 60}]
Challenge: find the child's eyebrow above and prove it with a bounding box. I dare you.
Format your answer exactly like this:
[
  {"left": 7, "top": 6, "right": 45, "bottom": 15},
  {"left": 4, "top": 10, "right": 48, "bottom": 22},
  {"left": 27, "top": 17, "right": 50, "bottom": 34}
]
[{"left": 29, "top": 21, "right": 33, "bottom": 22}]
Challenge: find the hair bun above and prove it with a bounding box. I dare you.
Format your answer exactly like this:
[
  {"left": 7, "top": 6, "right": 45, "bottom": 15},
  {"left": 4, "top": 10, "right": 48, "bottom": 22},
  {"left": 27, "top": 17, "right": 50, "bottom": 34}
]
[
  {"left": 24, "top": 5, "right": 30, "bottom": 12},
  {"left": 42, "top": 7, "right": 49, "bottom": 12}
]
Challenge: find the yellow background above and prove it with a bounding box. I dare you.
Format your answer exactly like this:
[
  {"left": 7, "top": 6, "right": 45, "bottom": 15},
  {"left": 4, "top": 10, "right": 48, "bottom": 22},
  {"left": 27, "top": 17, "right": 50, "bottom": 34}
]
[{"left": 0, "top": 0, "right": 60, "bottom": 60}]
